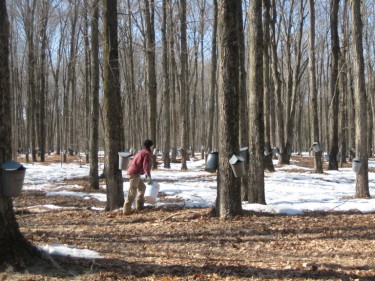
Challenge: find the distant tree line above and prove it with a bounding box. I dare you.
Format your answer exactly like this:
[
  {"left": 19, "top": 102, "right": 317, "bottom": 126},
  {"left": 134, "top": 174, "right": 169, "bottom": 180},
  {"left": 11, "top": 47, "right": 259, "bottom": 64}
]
[{"left": 0, "top": 0, "right": 372, "bottom": 267}]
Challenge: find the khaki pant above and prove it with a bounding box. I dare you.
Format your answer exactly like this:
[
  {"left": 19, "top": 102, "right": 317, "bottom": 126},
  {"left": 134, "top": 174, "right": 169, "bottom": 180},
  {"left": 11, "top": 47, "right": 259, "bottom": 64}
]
[{"left": 123, "top": 174, "right": 146, "bottom": 214}]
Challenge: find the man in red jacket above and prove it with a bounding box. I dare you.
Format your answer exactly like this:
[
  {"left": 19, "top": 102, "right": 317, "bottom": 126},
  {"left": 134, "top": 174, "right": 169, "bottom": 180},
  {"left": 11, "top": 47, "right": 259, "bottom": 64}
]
[{"left": 123, "top": 139, "right": 154, "bottom": 215}]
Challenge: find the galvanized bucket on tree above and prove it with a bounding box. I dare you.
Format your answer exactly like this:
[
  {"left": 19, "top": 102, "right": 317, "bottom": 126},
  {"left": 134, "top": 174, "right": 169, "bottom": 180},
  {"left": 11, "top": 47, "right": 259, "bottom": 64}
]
[
  {"left": 240, "top": 147, "right": 249, "bottom": 163},
  {"left": 352, "top": 157, "right": 363, "bottom": 174},
  {"left": 229, "top": 154, "right": 246, "bottom": 178},
  {"left": 1, "top": 160, "right": 26, "bottom": 197},
  {"left": 311, "top": 142, "right": 321, "bottom": 152},
  {"left": 205, "top": 152, "right": 218, "bottom": 173},
  {"left": 118, "top": 152, "right": 132, "bottom": 170}
]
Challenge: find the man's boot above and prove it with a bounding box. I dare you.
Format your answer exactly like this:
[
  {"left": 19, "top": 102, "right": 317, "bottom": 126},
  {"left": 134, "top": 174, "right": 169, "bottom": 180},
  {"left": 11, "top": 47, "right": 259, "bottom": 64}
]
[
  {"left": 136, "top": 201, "right": 144, "bottom": 211},
  {"left": 123, "top": 201, "right": 132, "bottom": 215}
]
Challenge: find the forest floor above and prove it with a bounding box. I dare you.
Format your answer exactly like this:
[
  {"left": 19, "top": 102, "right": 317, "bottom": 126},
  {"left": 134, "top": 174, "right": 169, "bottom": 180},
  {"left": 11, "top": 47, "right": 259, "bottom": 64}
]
[{"left": 2, "top": 155, "right": 375, "bottom": 280}]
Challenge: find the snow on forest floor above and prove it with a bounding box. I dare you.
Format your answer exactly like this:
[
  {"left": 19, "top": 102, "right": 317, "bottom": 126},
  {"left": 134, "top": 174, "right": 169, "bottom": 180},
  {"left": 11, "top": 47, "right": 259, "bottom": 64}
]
[{"left": 2, "top": 153, "right": 375, "bottom": 280}]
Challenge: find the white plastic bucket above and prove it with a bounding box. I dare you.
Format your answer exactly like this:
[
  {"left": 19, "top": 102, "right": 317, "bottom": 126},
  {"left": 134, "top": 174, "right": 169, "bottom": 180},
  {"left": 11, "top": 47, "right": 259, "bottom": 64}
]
[{"left": 144, "top": 181, "right": 160, "bottom": 204}]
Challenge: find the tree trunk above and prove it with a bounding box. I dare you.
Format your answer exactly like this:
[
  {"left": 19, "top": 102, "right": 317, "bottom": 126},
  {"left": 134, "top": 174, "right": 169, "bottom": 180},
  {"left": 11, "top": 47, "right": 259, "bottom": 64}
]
[
  {"left": 285, "top": 1, "right": 305, "bottom": 164},
  {"left": 144, "top": 0, "right": 157, "bottom": 169},
  {"left": 162, "top": 0, "right": 171, "bottom": 169},
  {"left": 168, "top": 1, "right": 178, "bottom": 163},
  {"left": 328, "top": 0, "right": 340, "bottom": 170},
  {"left": 216, "top": 0, "right": 242, "bottom": 219},
  {"left": 247, "top": 0, "right": 265, "bottom": 204},
  {"left": 339, "top": 0, "right": 348, "bottom": 166},
  {"left": 308, "top": 0, "right": 323, "bottom": 173},
  {"left": 125, "top": 0, "right": 138, "bottom": 149},
  {"left": 83, "top": 0, "right": 91, "bottom": 162},
  {"left": 199, "top": 0, "right": 206, "bottom": 154},
  {"left": 38, "top": 1, "right": 49, "bottom": 163},
  {"left": 238, "top": 0, "right": 250, "bottom": 201},
  {"left": 89, "top": 0, "right": 100, "bottom": 190},
  {"left": 103, "top": 0, "right": 125, "bottom": 210},
  {"left": 25, "top": 0, "right": 37, "bottom": 163},
  {"left": 262, "top": 0, "right": 275, "bottom": 173},
  {"left": 270, "top": 0, "right": 287, "bottom": 164},
  {"left": 179, "top": 0, "right": 189, "bottom": 170},
  {"left": 0, "top": 0, "right": 40, "bottom": 267},
  {"left": 207, "top": 0, "right": 218, "bottom": 152},
  {"left": 350, "top": 0, "right": 370, "bottom": 198}
]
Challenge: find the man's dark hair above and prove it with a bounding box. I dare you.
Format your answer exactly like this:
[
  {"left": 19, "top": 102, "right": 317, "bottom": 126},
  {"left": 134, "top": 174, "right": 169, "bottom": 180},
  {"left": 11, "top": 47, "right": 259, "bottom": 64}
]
[{"left": 143, "top": 139, "right": 154, "bottom": 148}]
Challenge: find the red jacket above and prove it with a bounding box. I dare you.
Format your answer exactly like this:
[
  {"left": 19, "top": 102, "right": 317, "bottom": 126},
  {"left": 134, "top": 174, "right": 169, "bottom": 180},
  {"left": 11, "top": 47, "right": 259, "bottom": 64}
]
[{"left": 127, "top": 148, "right": 152, "bottom": 177}]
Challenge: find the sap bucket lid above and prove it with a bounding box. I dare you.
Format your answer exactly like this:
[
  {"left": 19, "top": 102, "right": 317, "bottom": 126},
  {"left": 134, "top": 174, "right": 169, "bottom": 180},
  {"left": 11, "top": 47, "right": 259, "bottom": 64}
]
[
  {"left": 1, "top": 160, "right": 26, "bottom": 171},
  {"left": 229, "top": 154, "right": 245, "bottom": 165}
]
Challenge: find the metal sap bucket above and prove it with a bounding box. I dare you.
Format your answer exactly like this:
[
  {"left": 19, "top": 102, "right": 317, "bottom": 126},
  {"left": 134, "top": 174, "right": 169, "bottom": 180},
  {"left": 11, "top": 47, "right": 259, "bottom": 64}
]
[
  {"left": 229, "top": 154, "right": 246, "bottom": 178},
  {"left": 1, "top": 161, "right": 26, "bottom": 197},
  {"left": 240, "top": 147, "right": 249, "bottom": 163},
  {"left": 311, "top": 142, "right": 321, "bottom": 152},
  {"left": 272, "top": 147, "right": 280, "bottom": 157},
  {"left": 352, "top": 157, "right": 363, "bottom": 174},
  {"left": 205, "top": 152, "right": 218, "bottom": 173},
  {"left": 264, "top": 147, "right": 273, "bottom": 156},
  {"left": 118, "top": 152, "right": 132, "bottom": 170}
]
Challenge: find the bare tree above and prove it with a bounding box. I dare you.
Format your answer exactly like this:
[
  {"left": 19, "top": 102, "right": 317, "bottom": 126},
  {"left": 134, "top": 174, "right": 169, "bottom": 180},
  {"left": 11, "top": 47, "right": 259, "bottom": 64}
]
[
  {"left": 263, "top": 0, "right": 275, "bottom": 173},
  {"left": 83, "top": 0, "right": 91, "bottom": 162},
  {"left": 89, "top": 0, "right": 100, "bottom": 190},
  {"left": 328, "top": 0, "right": 340, "bottom": 170},
  {"left": 179, "top": 0, "right": 189, "bottom": 170},
  {"left": 248, "top": 0, "right": 265, "bottom": 204},
  {"left": 103, "top": 0, "right": 125, "bottom": 210},
  {"left": 350, "top": 0, "right": 370, "bottom": 198},
  {"left": 215, "top": 0, "right": 242, "bottom": 219},
  {"left": 207, "top": 0, "right": 218, "bottom": 152},
  {"left": 270, "top": 0, "right": 286, "bottom": 164},
  {"left": 37, "top": 0, "right": 49, "bottom": 162},
  {"left": 339, "top": 0, "right": 349, "bottom": 166},
  {"left": 144, "top": 0, "right": 157, "bottom": 169},
  {"left": 24, "top": 0, "right": 37, "bottom": 163},
  {"left": 168, "top": 0, "right": 178, "bottom": 163},
  {"left": 309, "top": 0, "right": 323, "bottom": 173},
  {"left": 238, "top": 0, "right": 250, "bottom": 201},
  {"left": 0, "top": 0, "right": 40, "bottom": 266},
  {"left": 162, "top": 0, "right": 171, "bottom": 168},
  {"left": 63, "top": 0, "right": 79, "bottom": 161},
  {"left": 198, "top": 0, "right": 207, "bottom": 154}
]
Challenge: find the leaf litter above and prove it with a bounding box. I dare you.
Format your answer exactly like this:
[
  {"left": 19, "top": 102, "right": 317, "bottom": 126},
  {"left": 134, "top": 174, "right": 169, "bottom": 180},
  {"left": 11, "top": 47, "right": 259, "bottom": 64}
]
[{"left": 3, "top": 156, "right": 375, "bottom": 280}]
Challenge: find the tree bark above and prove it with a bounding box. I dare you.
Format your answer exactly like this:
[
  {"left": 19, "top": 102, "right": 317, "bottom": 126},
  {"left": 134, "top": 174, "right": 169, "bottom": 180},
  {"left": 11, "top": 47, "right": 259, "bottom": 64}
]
[
  {"left": 25, "top": 0, "right": 37, "bottom": 163},
  {"left": 262, "top": 0, "right": 275, "bottom": 173},
  {"left": 248, "top": 0, "right": 265, "bottom": 204},
  {"left": 89, "top": 0, "right": 100, "bottom": 190},
  {"left": 238, "top": 0, "right": 250, "bottom": 201},
  {"left": 38, "top": 1, "right": 49, "bottom": 162},
  {"left": 216, "top": 0, "right": 242, "bottom": 219},
  {"left": 308, "top": 0, "right": 323, "bottom": 173},
  {"left": 144, "top": 0, "right": 157, "bottom": 169},
  {"left": 162, "top": 0, "right": 171, "bottom": 168},
  {"left": 207, "top": 0, "right": 218, "bottom": 152},
  {"left": 350, "top": 0, "right": 370, "bottom": 198},
  {"left": 179, "top": 0, "right": 189, "bottom": 170},
  {"left": 0, "top": 0, "right": 40, "bottom": 267},
  {"left": 270, "top": 0, "right": 287, "bottom": 164},
  {"left": 328, "top": 0, "right": 340, "bottom": 170},
  {"left": 339, "top": 0, "right": 348, "bottom": 166},
  {"left": 103, "top": 0, "right": 125, "bottom": 210}
]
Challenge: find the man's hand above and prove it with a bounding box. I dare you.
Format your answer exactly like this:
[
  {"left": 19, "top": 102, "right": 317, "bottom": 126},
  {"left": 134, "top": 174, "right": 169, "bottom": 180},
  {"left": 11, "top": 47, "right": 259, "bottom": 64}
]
[{"left": 145, "top": 174, "right": 152, "bottom": 185}]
